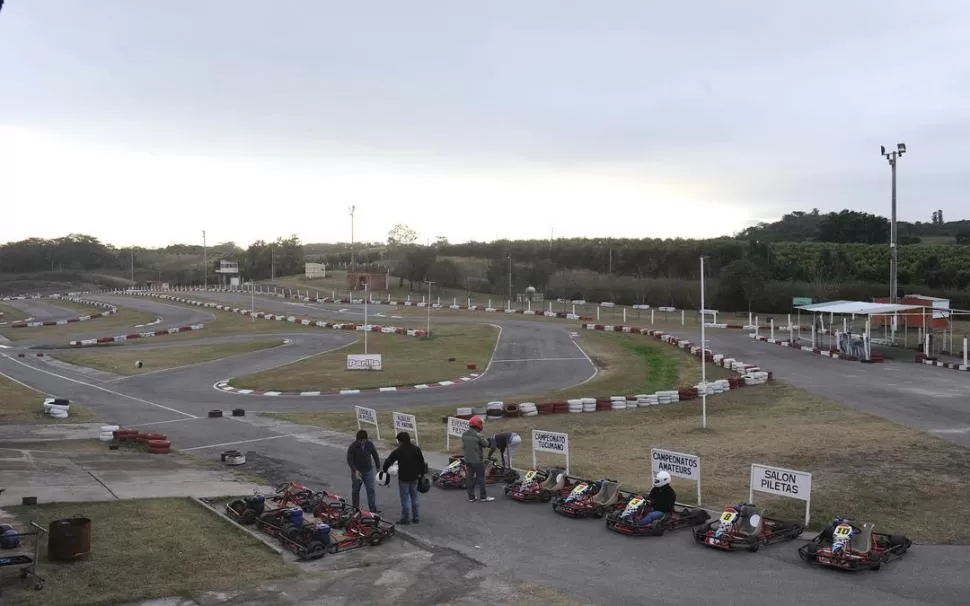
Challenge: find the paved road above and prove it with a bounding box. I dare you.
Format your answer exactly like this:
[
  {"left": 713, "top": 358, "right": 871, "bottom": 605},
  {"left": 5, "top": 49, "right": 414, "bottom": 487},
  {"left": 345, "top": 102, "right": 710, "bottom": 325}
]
[
  {"left": 2, "top": 292, "right": 968, "bottom": 605},
  {"left": 2, "top": 298, "right": 87, "bottom": 323}
]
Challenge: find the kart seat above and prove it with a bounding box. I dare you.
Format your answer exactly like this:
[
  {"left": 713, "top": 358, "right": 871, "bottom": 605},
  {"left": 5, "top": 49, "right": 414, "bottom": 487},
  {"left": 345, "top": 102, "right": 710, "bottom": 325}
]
[
  {"left": 851, "top": 523, "right": 874, "bottom": 554},
  {"left": 541, "top": 470, "right": 565, "bottom": 491},
  {"left": 592, "top": 481, "right": 620, "bottom": 507},
  {"left": 737, "top": 505, "right": 762, "bottom": 536}
]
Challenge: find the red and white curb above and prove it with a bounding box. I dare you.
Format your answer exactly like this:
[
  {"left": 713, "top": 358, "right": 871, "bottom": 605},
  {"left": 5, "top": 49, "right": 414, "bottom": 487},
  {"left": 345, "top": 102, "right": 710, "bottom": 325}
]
[
  {"left": 919, "top": 359, "right": 969, "bottom": 372},
  {"left": 212, "top": 373, "right": 483, "bottom": 397},
  {"left": 116, "top": 291, "right": 429, "bottom": 338},
  {"left": 747, "top": 333, "right": 881, "bottom": 363},
  {"left": 69, "top": 324, "right": 205, "bottom": 346},
  {"left": 8, "top": 297, "right": 117, "bottom": 328}
]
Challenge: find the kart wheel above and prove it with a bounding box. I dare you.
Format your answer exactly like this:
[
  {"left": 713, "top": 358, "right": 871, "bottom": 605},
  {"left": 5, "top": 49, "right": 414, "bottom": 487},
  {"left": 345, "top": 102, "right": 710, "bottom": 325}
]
[
  {"left": 304, "top": 540, "right": 326, "bottom": 560},
  {"left": 889, "top": 534, "right": 908, "bottom": 548},
  {"left": 326, "top": 543, "right": 340, "bottom": 555},
  {"left": 241, "top": 508, "right": 257, "bottom": 525},
  {"left": 748, "top": 540, "right": 760, "bottom": 553},
  {"left": 539, "top": 490, "right": 551, "bottom": 503},
  {"left": 592, "top": 506, "right": 605, "bottom": 519},
  {"left": 368, "top": 532, "right": 383, "bottom": 546}
]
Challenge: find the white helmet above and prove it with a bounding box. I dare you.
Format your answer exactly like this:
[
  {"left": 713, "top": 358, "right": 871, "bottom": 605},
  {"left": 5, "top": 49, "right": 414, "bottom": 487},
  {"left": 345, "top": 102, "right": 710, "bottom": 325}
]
[
  {"left": 510, "top": 433, "right": 522, "bottom": 446},
  {"left": 654, "top": 471, "right": 671, "bottom": 487},
  {"left": 388, "top": 463, "right": 399, "bottom": 476}
]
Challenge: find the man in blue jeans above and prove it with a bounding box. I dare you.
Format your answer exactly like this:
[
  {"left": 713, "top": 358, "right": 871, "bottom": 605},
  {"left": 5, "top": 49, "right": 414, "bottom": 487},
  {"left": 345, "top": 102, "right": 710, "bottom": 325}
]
[
  {"left": 381, "top": 431, "right": 427, "bottom": 524},
  {"left": 346, "top": 429, "right": 380, "bottom": 513},
  {"left": 461, "top": 416, "right": 495, "bottom": 502}
]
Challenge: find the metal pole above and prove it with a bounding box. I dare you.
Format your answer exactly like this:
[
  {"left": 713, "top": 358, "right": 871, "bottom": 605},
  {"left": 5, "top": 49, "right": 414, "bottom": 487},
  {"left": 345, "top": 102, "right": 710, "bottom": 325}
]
[
  {"left": 426, "top": 281, "right": 434, "bottom": 336},
  {"left": 700, "top": 256, "right": 707, "bottom": 429},
  {"left": 271, "top": 246, "right": 275, "bottom": 281},
  {"left": 251, "top": 281, "right": 255, "bottom": 322},
  {"left": 349, "top": 206, "right": 356, "bottom": 276},
  {"left": 507, "top": 255, "right": 512, "bottom": 303},
  {"left": 130, "top": 247, "right": 135, "bottom": 286},
  {"left": 202, "top": 230, "right": 207, "bottom": 291},
  {"left": 364, "top": 281, "right": 368, "bottom": 354},
  {"left": 890, "top": 156, "right": 897, "bottom": 305}
]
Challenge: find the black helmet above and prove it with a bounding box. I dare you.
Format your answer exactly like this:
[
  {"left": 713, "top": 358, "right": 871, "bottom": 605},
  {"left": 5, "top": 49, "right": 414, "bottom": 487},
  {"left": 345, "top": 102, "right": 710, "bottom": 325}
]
[{"left": 417, "top": 476, "right": 431, "bottom": 493}]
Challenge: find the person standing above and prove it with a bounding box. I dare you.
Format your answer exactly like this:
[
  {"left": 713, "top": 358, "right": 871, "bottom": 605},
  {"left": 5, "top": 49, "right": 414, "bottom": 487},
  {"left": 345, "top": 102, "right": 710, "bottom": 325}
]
[
  {"left": 487, "top": 431, "right": 521, "bottom": 467},
  {"left": 461, "top": 416, "right": 494, "bottom": 502},
  {"left": 381, "top": 432, "right": 427, "bottom": 524},
  {"left": 346, "top": 429, "right": 380, "bottom": 513}
]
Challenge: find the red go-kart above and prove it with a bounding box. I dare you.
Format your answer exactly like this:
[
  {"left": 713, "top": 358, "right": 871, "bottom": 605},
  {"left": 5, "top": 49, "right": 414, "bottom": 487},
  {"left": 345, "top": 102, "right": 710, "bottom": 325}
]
[
  {"left": 325, "top": 509, "right": 396, "bottom": 554},
  {"left": 798, "top": 518, "right": 912, "bottom": 571},
  {"left": 432, "top": 455, "right": 518, "bottom": 489},
  {"left": 552, "top": 479, "right": 621, "bottom": 519},
  {"left": 306, "top": 491, "right": 356, "bottom": 528},
  {"left": 504, "top": 466, "right": 572, "bottom": 503},
  {"left": 693, "top": 503, "right": 803, "bottom": 551},
  {"left": 605, "top": 494, "right": 710, "bottom": 536}
]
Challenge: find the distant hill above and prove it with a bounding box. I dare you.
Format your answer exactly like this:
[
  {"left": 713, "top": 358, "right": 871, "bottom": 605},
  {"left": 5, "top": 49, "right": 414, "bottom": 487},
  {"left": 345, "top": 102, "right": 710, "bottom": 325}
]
[{"left": 737, "top": 209, "right": 970, "bottom": 244}]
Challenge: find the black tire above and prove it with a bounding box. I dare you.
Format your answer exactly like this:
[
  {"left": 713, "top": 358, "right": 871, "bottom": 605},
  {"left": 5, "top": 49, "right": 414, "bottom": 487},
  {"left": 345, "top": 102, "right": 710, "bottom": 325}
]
[
  {"left": 592, "top": 506, "right": 605, "bottom": 519},
  {"left": 539, "top": 490, "right": 551, "bottom": 503},
  {"left": 748, "top": 539, "right": 760, "bottom": 553},
  {"left": 889, "top": 534, "right": 908, "bottom": 548},
  {"left": 326, "top": 543, "right": 340, "bottom": 555},
  {"left": 368, "top": 532, "right": 383, "bottom": 546},
  {"left": 304, "top": 540, "right": 327, "bottom": 560},
  {"left": 241, "top": 508, "right": 257, "bottom": 525}
]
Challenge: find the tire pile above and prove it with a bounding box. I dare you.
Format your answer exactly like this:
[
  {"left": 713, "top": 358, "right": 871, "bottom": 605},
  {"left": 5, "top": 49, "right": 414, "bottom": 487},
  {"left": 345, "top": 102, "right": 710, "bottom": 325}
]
[{"left": 111, "top": 428, "right": 171, "bottom": 454}]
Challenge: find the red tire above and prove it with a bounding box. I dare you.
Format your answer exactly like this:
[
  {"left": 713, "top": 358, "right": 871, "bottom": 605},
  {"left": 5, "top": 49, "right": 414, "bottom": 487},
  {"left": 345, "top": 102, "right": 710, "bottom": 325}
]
[
  {"left": 147, "top": 439, "right": 171, "bottom": 449},
  {"left": 148, "top": 447, "right": 170, "bottom": 455}
]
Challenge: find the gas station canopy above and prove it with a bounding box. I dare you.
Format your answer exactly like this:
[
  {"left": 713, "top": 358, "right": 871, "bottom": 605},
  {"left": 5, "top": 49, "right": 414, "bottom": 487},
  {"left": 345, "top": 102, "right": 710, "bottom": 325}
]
[{"left": 795, "top": 300, "right": 922, "bottom": 315}]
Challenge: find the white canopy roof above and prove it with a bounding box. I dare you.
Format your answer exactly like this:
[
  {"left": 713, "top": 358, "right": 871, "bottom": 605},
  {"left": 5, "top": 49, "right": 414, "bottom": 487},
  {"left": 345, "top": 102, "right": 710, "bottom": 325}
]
[{"left": 795, "top": 300, "right": 923, "bottom": 315}]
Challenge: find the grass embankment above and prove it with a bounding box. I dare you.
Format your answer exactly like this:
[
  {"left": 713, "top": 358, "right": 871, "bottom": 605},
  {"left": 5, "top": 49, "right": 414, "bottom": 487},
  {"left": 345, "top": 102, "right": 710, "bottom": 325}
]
[
  {"left": 265, "top": 331, "right": 970, "bottom": 543},
  {"left": 52, "top": 339, "right": 284, "bottom": 376},
  {"left": 0, "top": 375, "right": 97, "bottom": 424},
  {"left": 229, "top": 324, "right": 498, "bottom": 392},
  {"left": 3, "top": 498, "right": 296, "bottom": 606}
]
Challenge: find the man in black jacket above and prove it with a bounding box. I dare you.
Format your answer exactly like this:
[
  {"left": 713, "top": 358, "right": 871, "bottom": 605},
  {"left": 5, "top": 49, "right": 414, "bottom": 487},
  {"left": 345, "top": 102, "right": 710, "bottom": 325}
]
[
  {"left": 347, "top": 430, "right": 380, "bottom": 513},
  {"left": 381, "top": 432, "right": 427, "bottom": 525}
]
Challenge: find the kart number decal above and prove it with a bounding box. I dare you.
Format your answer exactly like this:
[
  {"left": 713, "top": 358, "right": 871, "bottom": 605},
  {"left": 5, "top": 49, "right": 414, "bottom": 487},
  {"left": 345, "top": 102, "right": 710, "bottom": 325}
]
[
  {"left": 627, "top": 497, "right": 643, "bottom": 509},
  {"left": 447, "top": 460, "right": 462, "bottom": 470},
  {"left": 524, "top": 470, "right": 537, "bottom": 481},
  {"left": 720, "top": 510, "right": 738, "bottom": 524},
  {"left": 833, "top": 524, "right": 853, "bottom": 538},
  {"left": 571, "top": 483, "right": 588, "bottom": 495}
]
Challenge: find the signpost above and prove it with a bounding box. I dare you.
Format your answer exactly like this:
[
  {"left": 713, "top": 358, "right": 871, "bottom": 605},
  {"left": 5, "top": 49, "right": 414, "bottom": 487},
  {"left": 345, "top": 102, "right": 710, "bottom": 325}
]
[
  {"left": 531, "top": 430, "right": 569, "bottom": 474},
  {"left": 445, "top": 416, "right": 469, "bottom": 450},
  {"left": 392, "top": 411, "right": 419, "bottom": 445},
  {"left": 651, "top": 448, "right": 702, "bottom": 505},
  {"left": 347, "top": 354, "right": 382, "bottom": 370},
  {"left": 749, "top": 463, "right": 813, "bottom": 526},
  {"left": 354, "top": 405, "right": 380, "bottom": 440}
]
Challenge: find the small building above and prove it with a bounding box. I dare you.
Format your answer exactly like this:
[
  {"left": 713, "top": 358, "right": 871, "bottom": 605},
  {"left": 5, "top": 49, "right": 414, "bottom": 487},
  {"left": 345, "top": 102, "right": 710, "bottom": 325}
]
[
  {"left": 215, "top": 259, "right": 240, "bottom": 288},
  {"left": 305, "top": 263, "right": 327, "bottom": 279},
  {"left": 347, "top": 272, "right": 387, "bottom": 291},
  {"left": 872, "top": 294, "right": 949, "bottom": 329}
]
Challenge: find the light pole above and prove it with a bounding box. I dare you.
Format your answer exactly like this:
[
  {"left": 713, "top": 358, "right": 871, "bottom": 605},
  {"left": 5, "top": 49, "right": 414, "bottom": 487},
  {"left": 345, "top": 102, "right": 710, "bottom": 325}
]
[
  {"left": 130, "top": 247, "right": 135, "bottom": 287},
  {"left": 249, "top": 280, "right": 255, "bottom": 322},
  {"left": 202, "top": 230, "right": 207, "bottom": 291},
  {"left": 881, "top": 143, "right": 906, "bottom": 305},
  {"left": 425, "top": 280, "right": 435, "bottom": 337},
  {"left": 507, "top": 255, "right": 512, "bottom": 304},
  {"left": 363, "top": 280, "right": 369, "bottom": 354},
  {"left": 349, "top": 206, "right": 356, "bottom": 277},
  {"left": 271, "top": 245, "right": 275, "bottom": 281},
  {"left": 700, "top": 255, "right": 708, "bottom": 429}
]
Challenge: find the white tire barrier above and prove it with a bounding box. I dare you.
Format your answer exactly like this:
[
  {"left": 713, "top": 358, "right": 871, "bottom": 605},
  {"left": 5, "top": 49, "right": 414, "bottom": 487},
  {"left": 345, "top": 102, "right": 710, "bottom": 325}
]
[
  {"left": 567, "top": 399, "right": 583, "bottom": 413},
  {"left": 519, "top": 402, "right": 538, "bottom": 417},
  {"left": 456, "top": 407, "right": 473, "bottom": 417},
  {"left": 486, "top": 401, "right": 504, "bottom": 420},
  {"left": 581, "top": 397, "right": 596, "bottom": 413}
]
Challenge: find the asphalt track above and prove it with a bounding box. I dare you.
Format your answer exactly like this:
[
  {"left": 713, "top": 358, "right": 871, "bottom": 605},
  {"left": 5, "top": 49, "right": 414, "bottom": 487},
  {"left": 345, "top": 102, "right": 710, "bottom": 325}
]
[{"left": 2, "top": 291, "right": 969, "bottom": 605}]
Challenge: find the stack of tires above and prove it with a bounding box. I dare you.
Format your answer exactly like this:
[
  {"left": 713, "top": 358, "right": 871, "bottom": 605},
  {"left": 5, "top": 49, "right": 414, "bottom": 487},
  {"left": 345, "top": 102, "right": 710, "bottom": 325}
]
[
  {"left": 503, "top": 403, "right": 520, "bottom": 418},
  {"left": 99, "top": 425, "right": 120, "bottom": 442},
  {"left": 656, "top": 391, "right": 680, "bottom": 405},
  {"left": 537, "top": 401, "right": 558, "bottom": 415},
  {"left": 486, "top": 401, "right": 504, "bottom": 420},
  {"left": 42, "top": 397, "right": 70, "bottom": 419},
  {"left": 636, "top": 394, "right": 658, "bottom": 407},
  {"left": 472, "top": 406, "right": 486, "bottom": 418},
  {"left": 455, "top": 407, "right": 473, "bottom": 419},
  {"left": 518, "top": 402, "right": 538, "bottom": 417},
  {"left": 610, "top": 396, "right": 627, "bottom": 411},
  {"left": 581, "top": 397, "right": 596, "bottom": 413},
  {"left": 744, "top": 371, "right": 769, "bottom": 386}
]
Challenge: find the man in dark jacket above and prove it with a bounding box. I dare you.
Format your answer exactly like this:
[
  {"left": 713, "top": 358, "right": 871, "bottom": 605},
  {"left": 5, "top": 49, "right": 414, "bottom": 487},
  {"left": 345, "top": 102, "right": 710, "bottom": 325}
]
[
  {"left": 381, "top": 432, "right": 427, "bottom": 524},
  {"left": 637, "top": 471, "right": 676, "bottom": 526},
  {"left": 347, "top": 429, "right": 380, "bottom": 513},
  {"left": 461, "top": 416, "right": 494, "bottom": 502},
  {"left": 487, "top": 431, "right": 521, "bottom": 467}
]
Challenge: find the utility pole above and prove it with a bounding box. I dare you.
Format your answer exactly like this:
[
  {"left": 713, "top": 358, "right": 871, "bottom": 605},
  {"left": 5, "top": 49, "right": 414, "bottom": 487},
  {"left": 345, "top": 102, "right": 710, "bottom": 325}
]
[
  {"left": 881, "top": 143, "right": 906, "bottom": 305},
  {"left": 507, "top": 255, "right": 512, "bottom": 303},
  {"left": 202, "top": 230, "right": 207, "bottom": 291},
  {"left": 130, "top": 247, "right": 135, "bottom": 287},
  {"left": 425, "top": 280, "right": 435, "bottom": 337},
  {"left": 349, "top": 206, "right": 356, "bottom": 277},
  {"left": 271, "top": 245, "right": 275, "bottom": 281},
  {"left": 700, "top": 255, "right": 708, "bottom": 429},
  {"left": 363, "top": 280, "right": 369, "bottom": 354}
]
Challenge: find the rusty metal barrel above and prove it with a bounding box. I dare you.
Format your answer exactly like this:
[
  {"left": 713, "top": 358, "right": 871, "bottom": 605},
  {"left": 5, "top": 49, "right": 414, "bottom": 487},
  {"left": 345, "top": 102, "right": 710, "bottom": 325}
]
[{"left": 48, "top": 516, "right": 91, "bottom": 561}]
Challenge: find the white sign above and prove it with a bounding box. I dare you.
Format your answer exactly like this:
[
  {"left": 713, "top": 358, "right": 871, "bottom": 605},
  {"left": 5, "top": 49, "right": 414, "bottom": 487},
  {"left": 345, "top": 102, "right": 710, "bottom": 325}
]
[
  {"left": 445, "top": 416, "right": 470, "bottom": 450},
  {"left": 651, "top": 448, "right": 702, "bottom": 505},
  {"left": 658, "top": 306, "right": 676, "bottom": 312},
  {"left": 347, "top": 354, "right": 382, "bottom": 370},
  {"left": 392, "top": 412, "right": 419, "bottom": 445},
  {"left": 355, "top": 405, "right": 380, "bottom": 440},
  {"left": 531, "top": 430, "right": 569, "bottom": 474},
  {"left": 749, "top": 463, "right": 813, "bottom": 526}
]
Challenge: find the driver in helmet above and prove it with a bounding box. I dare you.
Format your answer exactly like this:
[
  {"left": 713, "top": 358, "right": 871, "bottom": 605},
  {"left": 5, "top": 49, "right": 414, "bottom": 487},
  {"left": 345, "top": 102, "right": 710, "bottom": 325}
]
[
  {"left": 636, "top": 471, "right": 676, "bottom": 526},
  {"left": 487, "top": 431, "right": 521, "bottom": 468}
]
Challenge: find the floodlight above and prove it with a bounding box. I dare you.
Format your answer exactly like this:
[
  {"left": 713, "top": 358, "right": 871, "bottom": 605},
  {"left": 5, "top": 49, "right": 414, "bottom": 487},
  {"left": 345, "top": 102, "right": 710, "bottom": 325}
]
[
  {"left": 881, "top": 145, "right": 886, "bottom": 156},
  {"left": 897, "top": 142, "right": 906, "bottom": 154}
]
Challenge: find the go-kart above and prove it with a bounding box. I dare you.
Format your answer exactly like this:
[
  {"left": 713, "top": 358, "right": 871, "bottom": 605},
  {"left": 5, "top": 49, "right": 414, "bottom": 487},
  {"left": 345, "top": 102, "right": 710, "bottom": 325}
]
[
  {"left": 504, "top": 466, "right": 572, "bottom": 503},
  {"left": 306, "top": 491, "right": 356, "bottom": 528},
  {"left": 693, "top": 503, "right": 802, "bottom": 551},
  {"left": 325, "top": 509, "right": 396, "bottom": 554},
  {"left": 552, "top": 479, "right": 620, "bottom": 519},
  {"left": 268, "top": 481, "right": 314, "bottom": 509},
  {"left": 605, "top": 494, "right": 710, "bottom": 536},
  {"left": 432, "top": 455, "right": 519, "bottom": 489},
  {"left": 226, "top": 492, "right": 268, "bottom": 525},
  {"left": 798, "top": 517, "right": 912, "bottom": 571}
]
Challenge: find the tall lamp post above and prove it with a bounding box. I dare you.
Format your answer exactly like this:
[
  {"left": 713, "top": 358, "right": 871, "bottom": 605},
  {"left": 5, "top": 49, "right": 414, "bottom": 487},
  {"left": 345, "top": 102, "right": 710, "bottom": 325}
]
[
  {"left": 349, "top": 206, "right": 356, "bottom": 276},
  {"left": 202, "top": 230, "right": 207, "bottom": 291},
  {"left": 249, "top": 280, "right": 255, "bottom": 322},
  {"left": 425, "top": 280, "right": 435, "bottom": 337},
  {"left": 130, "top": 247, "right": 135, "bottom": 287},
  {"left": 700, "top": 256, "right": 708, "bottom": 429},
  {"left": 881, "top": 143, "right": 906, "bottom": 305},
  {"left": 363, "top": 280, "right": 369, "bottom": 354}
]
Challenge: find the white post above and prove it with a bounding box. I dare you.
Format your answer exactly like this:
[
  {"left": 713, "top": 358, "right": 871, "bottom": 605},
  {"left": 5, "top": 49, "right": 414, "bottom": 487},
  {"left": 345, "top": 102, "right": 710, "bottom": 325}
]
[
  {"left": 963, "top": 337, "right": 967, "bottom": 367},
  {"left": 507, "top": 299, "right": 511, "bottom": 309},
  {"left": 865, "top": 317, "right": 871, "bottom": 359},
  {"left": 925, "top": 334, "right": 930, "bottom": 357},
  {"left": 651, "top": 309, "right": 655, "bottom": 325},
  {"left": 488, "top": 299, "right": 491, "bottom": 308},
  {"left": 789, "top": 322, "right": 794, "bottom": 342},
  {"left": 787, "top": 313, "right": 791, "bottom": 330},
  {"left": 681, "top": 309, "right": 685, "bottom": 326},
  {"left": 597, "top": 307, "right": 600, "bottom": 321},
  {"left": 770, "top": 319, "right": 775, "bottom": 340},
  {"left": 453, "top": 297, "right": 456, "bottom": 306},
  {"left": 572, "top": 303, "right": 576, "bottom": 315},
  {"left": 700, "top": 256, "right": 707, "bottom": 429},
  {"left": 843, "top": 317, "right": 848, "bottom": 333},
  {"left": 623, "top": 308, "right": 627, "bottom": 323},
  {"left": 363, "top": 283, "right": 368, "bottom": 355},
  {"left": 468, "top": 297, "right": 472, "bottom": 308},
  {"left": 749, "top": 311, "right": 753, "bottom": 327},
  {"left": 251, "top": 282, "right": 255, "bottom": 322},
  {"left": 755, "top": 316, "right": 759, "bottom": 338}
]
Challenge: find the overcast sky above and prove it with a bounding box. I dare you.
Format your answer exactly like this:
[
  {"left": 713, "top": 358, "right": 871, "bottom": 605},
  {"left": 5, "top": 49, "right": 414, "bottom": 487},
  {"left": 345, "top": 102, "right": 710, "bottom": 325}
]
[{"left": 1, "top": 1, "right": 968, "bottom": 248}]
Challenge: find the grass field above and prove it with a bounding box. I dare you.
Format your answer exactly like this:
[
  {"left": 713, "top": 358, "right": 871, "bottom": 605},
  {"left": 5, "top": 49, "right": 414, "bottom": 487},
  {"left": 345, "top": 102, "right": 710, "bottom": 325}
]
[
  {"left": 0, "top": 302, "right": 30, "bottom": 323},
  {"left": 0, "top": 306, "right": 158, "bottom": 341},
  {"left": 266, "top": 379, "right": 970, "bottom": 544},
  {"left": 0, "top": 374, "right": 98, "bottom": 425},
  {"left": 3, "top": 498, "right": 297, "bottom": 606},
  {"left": 229, "top": 324, "right": 498, "bottom": 391},
  {"left": 52, "top": 339, "right": 284, "bottom": 376}
]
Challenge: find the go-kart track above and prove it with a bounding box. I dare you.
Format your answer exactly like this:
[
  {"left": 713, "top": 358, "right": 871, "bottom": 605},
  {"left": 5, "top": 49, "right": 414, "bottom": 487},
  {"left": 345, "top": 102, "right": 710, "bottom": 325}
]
[{"left": 2, "top": 290, "right": 970, "bottom": 605}]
